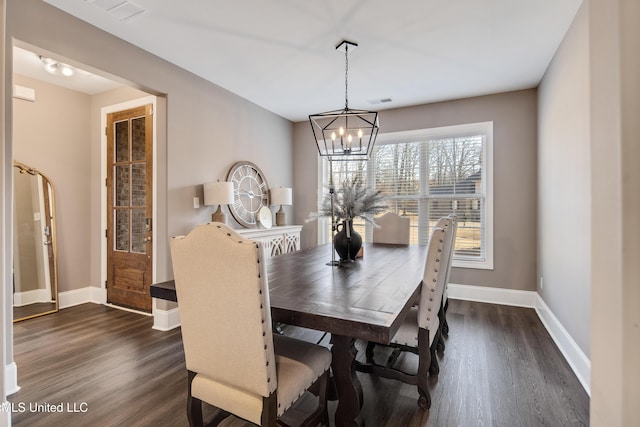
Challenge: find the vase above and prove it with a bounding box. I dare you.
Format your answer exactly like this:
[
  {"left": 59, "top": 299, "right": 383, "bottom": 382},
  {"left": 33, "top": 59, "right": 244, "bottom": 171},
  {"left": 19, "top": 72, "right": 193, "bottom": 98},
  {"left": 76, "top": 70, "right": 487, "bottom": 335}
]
[{"left": 334, "top": 220, "right": 362, "bottom": 261}]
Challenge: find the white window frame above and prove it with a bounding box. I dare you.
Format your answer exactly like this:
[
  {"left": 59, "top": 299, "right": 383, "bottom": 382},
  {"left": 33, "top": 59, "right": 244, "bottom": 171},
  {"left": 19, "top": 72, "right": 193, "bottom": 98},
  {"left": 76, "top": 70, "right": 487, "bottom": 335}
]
[{"left": 317, "top": 121, "right": 494, "bottom": 270}]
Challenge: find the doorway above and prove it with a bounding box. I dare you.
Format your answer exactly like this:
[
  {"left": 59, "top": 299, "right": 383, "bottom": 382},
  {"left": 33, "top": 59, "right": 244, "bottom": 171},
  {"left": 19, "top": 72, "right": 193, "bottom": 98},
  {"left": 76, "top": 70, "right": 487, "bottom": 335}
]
[{"left": 106, "top": 104, "right": 154, "bottom": 312}]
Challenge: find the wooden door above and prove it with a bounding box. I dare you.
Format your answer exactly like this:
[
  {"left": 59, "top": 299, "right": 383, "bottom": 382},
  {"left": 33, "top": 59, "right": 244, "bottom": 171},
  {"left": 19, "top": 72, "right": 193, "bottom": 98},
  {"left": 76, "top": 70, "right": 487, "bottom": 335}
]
[{"left": 106, "top": 105, "right": 153, "bottom": 312}]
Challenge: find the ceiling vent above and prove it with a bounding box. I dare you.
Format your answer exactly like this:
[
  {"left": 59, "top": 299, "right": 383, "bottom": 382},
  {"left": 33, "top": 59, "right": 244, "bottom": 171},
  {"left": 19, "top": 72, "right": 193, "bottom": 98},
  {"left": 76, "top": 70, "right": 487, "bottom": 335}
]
[
  {"left": 85, "top": 0, "right": 145, "bottom": 21},
  {"left": 368, "top": 98, "right": 393, "bottom": 105}
]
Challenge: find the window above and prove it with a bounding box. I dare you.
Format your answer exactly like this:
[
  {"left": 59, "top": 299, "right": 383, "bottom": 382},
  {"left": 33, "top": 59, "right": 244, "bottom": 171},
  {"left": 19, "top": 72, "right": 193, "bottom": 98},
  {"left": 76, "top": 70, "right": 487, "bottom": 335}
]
[{"left": 318, "top": 121, "right": 493, "bottom": 269}]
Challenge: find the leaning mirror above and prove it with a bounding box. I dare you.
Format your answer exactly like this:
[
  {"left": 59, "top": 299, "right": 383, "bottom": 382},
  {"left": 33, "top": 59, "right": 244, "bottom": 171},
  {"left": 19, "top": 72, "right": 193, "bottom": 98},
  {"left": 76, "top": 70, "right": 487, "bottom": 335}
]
[{"left": 13, "top": 161, "right": 58, "bottom": 322}]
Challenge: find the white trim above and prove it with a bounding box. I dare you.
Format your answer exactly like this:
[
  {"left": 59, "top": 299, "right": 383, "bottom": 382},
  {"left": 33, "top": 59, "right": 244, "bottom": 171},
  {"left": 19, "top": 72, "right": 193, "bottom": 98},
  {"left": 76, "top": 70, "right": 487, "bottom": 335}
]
[
  {"left": 152, "top": 306, "right": 181, "bottom": 331},
  {"left": 58, "top": 286, "right": 106, "bottom": 309},
  {"left": 448, "top": 283, "right": 590, "bottom": 395},
  {"left": 4, "top": 363, "right": 19, "bottom": 396},
  {"left": 12, "top": 288, "right": 51, "bottom": 306},
  {"left": 448, "top": 283, "right": 536, "bottom": 307},
  {"left": 534, "top": 294, "right": 591, "bottom": 395}
]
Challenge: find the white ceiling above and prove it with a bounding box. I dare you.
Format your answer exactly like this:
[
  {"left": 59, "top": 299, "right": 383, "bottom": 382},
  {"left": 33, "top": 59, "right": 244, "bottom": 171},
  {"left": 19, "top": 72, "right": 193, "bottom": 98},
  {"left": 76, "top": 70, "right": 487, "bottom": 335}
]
[
  {"left": 13, "top": 46, "right": 124, "bottom": 95},
  {"left": 23, "top": 0, "right": 583, "bottom": 122}
]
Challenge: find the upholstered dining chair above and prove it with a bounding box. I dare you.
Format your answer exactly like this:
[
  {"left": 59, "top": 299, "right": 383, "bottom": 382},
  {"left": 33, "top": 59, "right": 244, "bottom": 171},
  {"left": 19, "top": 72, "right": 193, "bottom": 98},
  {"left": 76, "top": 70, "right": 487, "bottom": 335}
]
[
  {"left": 431, "top": 215, "right": 455, "bottom": 353},
  {"left": 372, "top": 212, "right": 411, "bottom": 244},
  {"left": 359, "top": 226, "right": 449, "bottom": 409},
  {"left": 439, "top": 214, "right": 458, "bottom": 338},
  {"left": 170, "top": 223, "right": 332, "bottom": 427}
]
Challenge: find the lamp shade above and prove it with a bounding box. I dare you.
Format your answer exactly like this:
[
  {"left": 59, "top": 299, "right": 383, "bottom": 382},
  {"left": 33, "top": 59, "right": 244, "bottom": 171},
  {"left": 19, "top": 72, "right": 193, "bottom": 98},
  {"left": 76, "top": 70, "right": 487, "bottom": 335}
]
[
  {"left": 270, "top": 187, "right": 292, "bottom": 206},
  {"left": 203, "top": 181, "right": 234, "bottom": 206}
]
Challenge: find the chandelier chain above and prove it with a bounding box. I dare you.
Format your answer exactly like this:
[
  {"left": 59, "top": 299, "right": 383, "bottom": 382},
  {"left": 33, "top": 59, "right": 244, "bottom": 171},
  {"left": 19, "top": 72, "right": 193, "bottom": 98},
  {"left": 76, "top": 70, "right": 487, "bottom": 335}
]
[{"left": 344, "top": 44, "right": 349, "bottom": 109}]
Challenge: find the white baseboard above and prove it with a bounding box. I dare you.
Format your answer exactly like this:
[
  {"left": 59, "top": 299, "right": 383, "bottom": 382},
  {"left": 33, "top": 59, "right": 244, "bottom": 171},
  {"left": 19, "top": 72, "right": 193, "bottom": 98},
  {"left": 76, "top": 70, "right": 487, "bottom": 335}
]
[
  {"left": 448, "top": 283, "right": 590, "bottom": 396},
  {"left": 5, "top": 362, "right": 19, "bottom": 396},
  {"left": 534, "top": 295, "right": 591, "bottom": 395},
  {"left": 13, "top": 289, "right": 52, "bottom": 307},
  {"left": 58, "top": 286, "right": 106, "bottom": 309},
  {"left": 448, "top": 283, "right": 538, "bottom": 307},
  {"left": 152, "top": 307, "right": 181, "bottom": 331}
]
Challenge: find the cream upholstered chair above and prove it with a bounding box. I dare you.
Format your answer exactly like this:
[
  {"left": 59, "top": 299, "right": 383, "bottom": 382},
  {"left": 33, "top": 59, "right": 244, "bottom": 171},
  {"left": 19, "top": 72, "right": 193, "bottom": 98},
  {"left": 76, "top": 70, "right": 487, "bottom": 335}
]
[
  {"left": 360, "top": 226, "right": 450, "bottom": 409},
  {"left": 372, "top": 212, "right": 411, "bottom": 244},
  {"left": 438, "top": 214, "right": 457, "bottom": 338},
  {"left": 170, "top": 223, "right": 331, "bottom": 427}
]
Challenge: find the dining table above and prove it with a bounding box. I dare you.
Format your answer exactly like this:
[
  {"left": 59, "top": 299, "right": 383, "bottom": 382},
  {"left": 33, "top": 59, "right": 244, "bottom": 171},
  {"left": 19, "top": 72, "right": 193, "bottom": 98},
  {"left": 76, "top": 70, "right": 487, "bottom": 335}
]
[{"left": 151, "top": 242, "right": 428, "bottom": 427}]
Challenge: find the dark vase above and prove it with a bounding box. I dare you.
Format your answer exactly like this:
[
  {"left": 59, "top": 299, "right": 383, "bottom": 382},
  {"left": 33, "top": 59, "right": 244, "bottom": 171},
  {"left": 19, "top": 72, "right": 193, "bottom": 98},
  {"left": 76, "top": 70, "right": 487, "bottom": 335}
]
[{"left": 334, "top": 220, "right": 362, "bottom": 261}]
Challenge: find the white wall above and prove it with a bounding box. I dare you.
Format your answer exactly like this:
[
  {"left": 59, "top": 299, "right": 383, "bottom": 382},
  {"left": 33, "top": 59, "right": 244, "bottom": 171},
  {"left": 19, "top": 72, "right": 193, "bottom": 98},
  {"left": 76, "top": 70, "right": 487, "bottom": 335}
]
[{"left": 537, "top": 3, "right": 591, "bottom": 357}]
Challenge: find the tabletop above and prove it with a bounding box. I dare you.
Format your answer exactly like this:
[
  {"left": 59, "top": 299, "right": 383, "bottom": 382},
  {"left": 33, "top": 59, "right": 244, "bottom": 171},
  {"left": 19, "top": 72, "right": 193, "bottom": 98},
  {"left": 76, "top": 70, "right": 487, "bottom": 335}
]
[{"left": 267, "top": 243, "right": 428, "bottom": 344}]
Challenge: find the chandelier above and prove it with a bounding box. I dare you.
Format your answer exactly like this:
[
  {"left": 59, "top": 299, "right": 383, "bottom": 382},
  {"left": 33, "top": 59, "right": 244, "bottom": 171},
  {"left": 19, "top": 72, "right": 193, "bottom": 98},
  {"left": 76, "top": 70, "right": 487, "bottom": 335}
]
[{"left": 309, "top": 40, "right": 379, "bottom": 161}]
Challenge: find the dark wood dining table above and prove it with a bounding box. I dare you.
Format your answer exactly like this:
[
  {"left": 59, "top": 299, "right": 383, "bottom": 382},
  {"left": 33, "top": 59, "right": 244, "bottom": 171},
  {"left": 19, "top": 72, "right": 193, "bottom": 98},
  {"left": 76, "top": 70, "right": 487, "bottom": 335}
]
[{"left": 151, "top": 242, "right": 428, "bottom": 427}]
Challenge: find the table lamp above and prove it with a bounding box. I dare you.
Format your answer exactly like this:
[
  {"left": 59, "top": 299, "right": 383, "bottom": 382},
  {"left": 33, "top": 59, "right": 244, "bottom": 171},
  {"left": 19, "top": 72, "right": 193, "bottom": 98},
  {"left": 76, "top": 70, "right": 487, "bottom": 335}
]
[
  {"left": 204, "top": 181, "right": 234, "bottom": 224},
  {"left": 270, "top": 187, "right": 292, "bottom": 226}
]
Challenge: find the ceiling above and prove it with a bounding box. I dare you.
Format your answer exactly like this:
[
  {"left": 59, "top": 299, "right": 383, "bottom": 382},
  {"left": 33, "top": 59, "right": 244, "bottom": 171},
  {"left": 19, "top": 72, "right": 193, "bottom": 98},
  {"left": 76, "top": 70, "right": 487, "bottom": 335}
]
[
  {"left": 18, "top": 0, "right": 583, "bottom": 122},
  {"left": 13, "top": 46, "right": 124, "bottom": 95}
]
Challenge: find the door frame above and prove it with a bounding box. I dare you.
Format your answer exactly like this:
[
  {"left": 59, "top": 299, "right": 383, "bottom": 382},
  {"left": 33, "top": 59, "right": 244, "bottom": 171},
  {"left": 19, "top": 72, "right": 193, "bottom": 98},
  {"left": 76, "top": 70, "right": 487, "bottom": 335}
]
[{"left": 101, "top": 96, "right": 158, "bottom": 306}]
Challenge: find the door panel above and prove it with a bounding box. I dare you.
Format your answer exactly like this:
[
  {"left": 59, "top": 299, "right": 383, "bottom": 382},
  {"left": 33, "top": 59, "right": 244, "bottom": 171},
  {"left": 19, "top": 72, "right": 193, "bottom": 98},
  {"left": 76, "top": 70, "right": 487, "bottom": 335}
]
[{"left": 106, "top": 104, "right": 153, "bottom": 312}]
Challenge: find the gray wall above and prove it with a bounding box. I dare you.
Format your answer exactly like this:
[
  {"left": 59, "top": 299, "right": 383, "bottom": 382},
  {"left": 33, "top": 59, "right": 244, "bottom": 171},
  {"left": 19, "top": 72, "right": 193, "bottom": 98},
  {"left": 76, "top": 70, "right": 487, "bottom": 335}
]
[
  {"left": 294, "top": 89, "right": 538, "bottom": 291},
  {"left": 538, "top": 3, "right": 590, "bottom": 357},
  {"left": 3, "top": 0, "right": 294, "bottom": 372},
  {"left": 6, "top": 0, "right": 294, "bottom": 292}
]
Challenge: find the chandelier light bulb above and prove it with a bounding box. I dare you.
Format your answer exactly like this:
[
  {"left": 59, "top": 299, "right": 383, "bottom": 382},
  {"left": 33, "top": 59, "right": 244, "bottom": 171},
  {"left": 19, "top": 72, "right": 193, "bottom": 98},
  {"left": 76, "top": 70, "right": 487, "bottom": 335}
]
[
  {"left": 331, "top": 132, "right": 336, "bottom": 141},
  {"left": 358, "top": 129, "right": 363, "bottom": 138},
  {"left": 339, "top": 126, "right": 344, "bottom": 136}
]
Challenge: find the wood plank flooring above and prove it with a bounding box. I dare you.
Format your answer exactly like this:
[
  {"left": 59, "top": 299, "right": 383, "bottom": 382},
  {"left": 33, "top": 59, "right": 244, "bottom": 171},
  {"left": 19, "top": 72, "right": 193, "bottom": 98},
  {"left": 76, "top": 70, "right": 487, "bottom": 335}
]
[{"left": 8, "top": 300, "right": 589, "bottom": 426}]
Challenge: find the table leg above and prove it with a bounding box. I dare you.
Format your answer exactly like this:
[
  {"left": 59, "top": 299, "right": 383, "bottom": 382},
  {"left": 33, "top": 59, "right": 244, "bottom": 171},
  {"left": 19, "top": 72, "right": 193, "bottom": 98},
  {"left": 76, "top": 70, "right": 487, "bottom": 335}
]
[{"left": 330, "top": 334, "right": 364, "bottom": 427}]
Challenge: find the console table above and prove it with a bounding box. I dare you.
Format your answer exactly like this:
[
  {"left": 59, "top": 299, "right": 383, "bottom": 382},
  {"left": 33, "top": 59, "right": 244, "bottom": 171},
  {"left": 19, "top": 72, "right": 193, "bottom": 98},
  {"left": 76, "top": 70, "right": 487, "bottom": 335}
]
[{"left": 235, "top": 225, "right": 302, "bottom": 258}]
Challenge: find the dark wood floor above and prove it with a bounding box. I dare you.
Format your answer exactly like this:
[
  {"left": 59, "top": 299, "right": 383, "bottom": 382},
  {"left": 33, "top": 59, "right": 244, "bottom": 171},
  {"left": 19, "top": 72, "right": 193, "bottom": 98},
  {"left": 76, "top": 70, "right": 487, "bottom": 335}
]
[{"left": 9, "top": 300, "right": 589, "bottom": 426}]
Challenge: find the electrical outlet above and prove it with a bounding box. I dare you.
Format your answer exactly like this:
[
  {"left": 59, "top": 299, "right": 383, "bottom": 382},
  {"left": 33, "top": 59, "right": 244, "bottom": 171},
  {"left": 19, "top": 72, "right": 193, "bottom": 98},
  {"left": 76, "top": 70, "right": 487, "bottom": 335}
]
[
  {"left": 193, "top": 197, "right": 200, "bottom": 209},
  {"left": 540, "top": 276, "right": 544, "bottom": 290}
]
